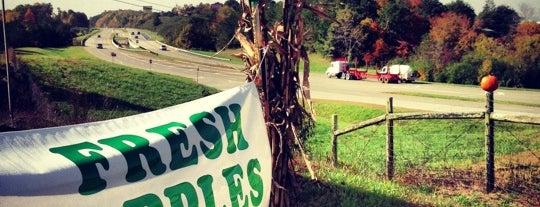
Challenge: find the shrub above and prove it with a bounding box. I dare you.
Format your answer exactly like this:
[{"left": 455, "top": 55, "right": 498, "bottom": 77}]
[{"left": 445, "top": 62, "right": 478, "bottom": 85}]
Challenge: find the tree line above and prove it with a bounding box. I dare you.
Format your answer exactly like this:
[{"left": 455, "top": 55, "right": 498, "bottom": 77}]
[
  {"left": 3, "top": 0, "right": 540, "bottom": 88},
  {"left": 1, "top": 3, "right": 89, "bottom": 47}
]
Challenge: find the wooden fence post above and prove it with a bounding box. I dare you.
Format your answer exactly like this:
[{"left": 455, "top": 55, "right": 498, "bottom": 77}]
[
  {"left": 386, "top": 97, "right": 394, "bottom": 180},
  {"left": 485, "top": 92, "right": 495, "bottom": 192},
  {"left": 332, "top": 114, "right": 338, "bottom": 167}
]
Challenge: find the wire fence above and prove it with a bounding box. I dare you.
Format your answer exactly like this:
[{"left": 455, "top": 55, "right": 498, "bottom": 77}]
[
  {"left": 330, "top": 96, "right": 540, "bottom": 205},
  {"left": 393, "top": 119, "right": 486, "bottom": 192}
]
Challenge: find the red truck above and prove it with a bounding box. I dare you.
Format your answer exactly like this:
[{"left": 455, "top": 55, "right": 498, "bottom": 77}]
[{"left": 325, "top": 58, "right": 367, "bottom": 80}]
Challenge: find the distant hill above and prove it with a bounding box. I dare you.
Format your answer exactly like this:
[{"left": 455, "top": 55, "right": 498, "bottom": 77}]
[{"left": 90, "top": 10, "right": 153, "bottom": 28}]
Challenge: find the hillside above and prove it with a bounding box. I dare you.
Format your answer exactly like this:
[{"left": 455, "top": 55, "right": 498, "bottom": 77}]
[{"left": 0, "top": 47, "right": 219, "bottom": 132}]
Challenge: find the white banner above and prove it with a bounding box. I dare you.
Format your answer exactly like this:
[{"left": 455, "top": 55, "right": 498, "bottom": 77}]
[{"left": 0, "top": 82, "right": 271, "bottom": 207}]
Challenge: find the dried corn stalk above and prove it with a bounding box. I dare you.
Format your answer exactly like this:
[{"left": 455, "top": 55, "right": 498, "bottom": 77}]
[{"left": 236, "top": 0, "right": 332, "bottom": 206}]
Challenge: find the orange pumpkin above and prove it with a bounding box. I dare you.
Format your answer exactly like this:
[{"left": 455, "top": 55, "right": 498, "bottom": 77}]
[{"left": 480, "top": 75, "right": 498, "bottom": 92}]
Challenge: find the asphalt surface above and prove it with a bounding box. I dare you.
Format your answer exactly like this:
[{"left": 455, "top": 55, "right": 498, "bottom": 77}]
[{"left": 84, "top": 28, "right": 540, "bottom": 117}]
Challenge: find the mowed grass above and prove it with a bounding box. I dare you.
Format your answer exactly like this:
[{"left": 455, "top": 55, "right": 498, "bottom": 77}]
[{"left": 17, "top": 46, "right": 219, "bottom": 121}]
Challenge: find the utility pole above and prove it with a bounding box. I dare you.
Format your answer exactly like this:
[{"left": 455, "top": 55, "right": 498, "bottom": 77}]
[{"left": 2, "top": 0, "right": 13, "bottom": 127}]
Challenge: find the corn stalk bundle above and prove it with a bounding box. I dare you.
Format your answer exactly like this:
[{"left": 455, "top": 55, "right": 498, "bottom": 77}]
[{"left": 234, "top": 0, "right": 332, "bottom": 206}]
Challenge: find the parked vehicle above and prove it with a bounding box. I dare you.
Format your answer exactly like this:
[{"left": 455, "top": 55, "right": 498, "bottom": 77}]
[
  {"left": 378, "top": 64, "right": 416, "bottom": 83},
  {"left": 343, "top": 66, "right": 368, "bottom": 80},
  {"left": 160, "top": 45, "right": 167, "bottom": 51},
  {"left": 97, "top": 43, "right": 103, "bottom": 49},
  {"left": 325, "top": 61, "right": 347, "bottom": 79},
  {"left": 326, "top": 58, "right": 368, "bottom": 80}
]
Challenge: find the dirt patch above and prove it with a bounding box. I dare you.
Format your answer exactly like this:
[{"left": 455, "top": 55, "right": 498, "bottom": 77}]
[{"left": 396, "top": 151, "right": 540, "bottom": 206}]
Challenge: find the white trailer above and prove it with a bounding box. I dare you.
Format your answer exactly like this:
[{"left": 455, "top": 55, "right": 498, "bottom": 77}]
[{"left": 380, "top": 64, "right": 416, "bottom": 83}]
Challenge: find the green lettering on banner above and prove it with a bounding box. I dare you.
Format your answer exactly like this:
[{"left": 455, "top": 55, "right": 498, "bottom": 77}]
[
  {"left": 49, "top": 142, "right": 109, "bottom": 195},
  {"left": 214, "top": 104, "right": 249, "bottom": 154},
  {"left": 98, "top": 135, "right": 166, "bottom": 182},
  {"left": 123, "top": 193, "right": 163, "bottom": 207},
  {"left": 164, "top": 180, "right": 199, "bottom": 207},
  {"left": 190, "top": 112, "right": 223, "bottom": 160},
  {"left": 247, "top": 159, "right": 264, "bottom": 206},
  {"left": 146, "top": 122, "right": 198, "bottom": 170},
  {"left": 222, "top": 164, "right": 248, "bottom": 207},
  {"left": 197, "top": 175, "right": 216, "bottom": 207}
]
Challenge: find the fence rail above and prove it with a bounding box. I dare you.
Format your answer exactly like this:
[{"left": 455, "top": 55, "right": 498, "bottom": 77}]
[{"left": 331, "top": 93, "right": 540, "bottom": 193}]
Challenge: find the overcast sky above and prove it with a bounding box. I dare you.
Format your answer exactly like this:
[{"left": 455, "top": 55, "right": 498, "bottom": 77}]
[{"left": 6, "top": 0, "right": 538, "bottom": 17}]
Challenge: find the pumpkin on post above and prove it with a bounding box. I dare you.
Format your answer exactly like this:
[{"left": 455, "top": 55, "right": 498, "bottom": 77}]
[
  {"left": 480, "top": 74, "right": 499, "bottom": 92},
  {"left": 480, "top": 74, "right": 497, "bottom": 193}
]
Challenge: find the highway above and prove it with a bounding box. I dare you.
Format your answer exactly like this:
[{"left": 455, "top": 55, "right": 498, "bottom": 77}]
[{"left": 84, "top": 28, "right": 540, "bottom": 117}]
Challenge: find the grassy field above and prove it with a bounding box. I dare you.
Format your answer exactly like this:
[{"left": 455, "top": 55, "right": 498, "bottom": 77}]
[
  {"left": 299, "top": 99, "right": 540, "bottom": 206},
  {"left": 4, "top": 46, "right": 219, "bottom": 129},
  {"left": 4, "top": 46, "right": 539, "bottom": 206}
]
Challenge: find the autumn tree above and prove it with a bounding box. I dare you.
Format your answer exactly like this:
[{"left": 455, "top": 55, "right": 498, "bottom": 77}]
[
  {"left": 22, "top": 8, "right": 36, "bottom": 25},
  {"left": 377, "top": 1, "right": 427, "bottom": 61},
  {"left": 445, "top": 0, "right": 476, "bottom": 25},
  {"left": 4, "top": 3, "right": 76, "bottom": 47},
  {"left": 510, "top": 21, "right": 540, "bottom": 88},
  {"left": 415, "top": 12, "right": 473, "bottom": 81},
  {"left": 515, "top": 21, "right": 540, "bottom": 36},
  {"left": 474, "top": 34, "right": 505, "bottom": 59},
  {"left": 354, "top": 17, "right": 380, "bottom": 65}
]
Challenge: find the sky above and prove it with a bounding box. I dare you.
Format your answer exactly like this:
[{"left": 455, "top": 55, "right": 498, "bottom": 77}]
[{"left": 5, "top": 0, "right": 538, "bottom": 17}]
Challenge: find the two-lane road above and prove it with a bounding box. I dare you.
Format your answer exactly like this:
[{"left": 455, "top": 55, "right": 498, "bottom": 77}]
[{"left": 84, "top": 28, "right": 540, "bottom": 117}]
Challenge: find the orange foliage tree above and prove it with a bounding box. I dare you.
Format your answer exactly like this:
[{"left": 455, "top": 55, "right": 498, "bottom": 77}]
[
  {"left": 428, "top": 12, "right": 472, "bottom": 70},
  {"left": 511, "top": 21, "right": 540, "bottom": 88}
]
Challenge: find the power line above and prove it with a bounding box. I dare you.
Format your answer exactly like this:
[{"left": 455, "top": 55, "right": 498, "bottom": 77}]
[
  {"left": 132, "top": 0, "right": 171, "bottom": 10},
  {"left": 112, "top": 0, "right": 166, "bottom": 12}
]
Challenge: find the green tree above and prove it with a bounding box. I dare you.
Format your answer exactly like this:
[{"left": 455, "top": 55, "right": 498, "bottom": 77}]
[
  {"left": 302, "top": 0, "right": 332, "bottom": 53},
  {"left": 326, "top": 6, "right": 361, "bottom": 59},
  {"left": 214, "top": 6, "right": 240, "bottom": 50},
  {"left": 152, "top": 13, "right": 161, "bottom": 26},
  {"left": 346, "top": 0, "right": 378, "bottom": 20},
  {"left": 479, "top": 0, "right": 496, "bottom": 16},
  {"left": 59, "top": 9, "right": 89, "bottom": 28},
  {"left": 224, "top": 0, "right": 241, "bottom": 13},
  {"left": 478, "top": 5, "right": 521, "bottom": 38},
  {"left": 445, "top": 61, "right": 479, "bottom": 84},
  {"left": 175, "top": 15, "right": 215, "bottom": 50},
  {"left": 417, "top": 0, "right": 447, "bottom": 18}
]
